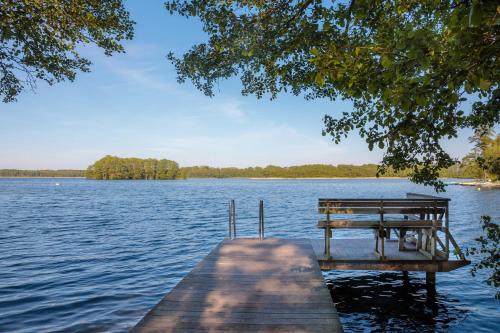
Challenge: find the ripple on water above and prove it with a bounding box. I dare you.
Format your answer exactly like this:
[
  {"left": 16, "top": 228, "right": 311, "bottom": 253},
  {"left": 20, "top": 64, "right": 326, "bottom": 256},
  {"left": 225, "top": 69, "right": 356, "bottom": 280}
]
[
  {"left": 0, "top": 178, "right": 499, "bottom": 332},
  {"left": 324, "top": 271, "right": 471, "bottom": 332}
]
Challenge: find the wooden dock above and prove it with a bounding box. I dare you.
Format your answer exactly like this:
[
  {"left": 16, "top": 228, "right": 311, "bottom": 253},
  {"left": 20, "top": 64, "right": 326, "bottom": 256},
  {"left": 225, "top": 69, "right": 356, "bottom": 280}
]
[
  {"left": 132, "top": 238, "right": 343, "bottom": 333},
  {"left": 132, "top": 194, "right": 470, "bottom": 332},
  {"left": 311, "top": 238, "right": 469, "bottom": 272}
]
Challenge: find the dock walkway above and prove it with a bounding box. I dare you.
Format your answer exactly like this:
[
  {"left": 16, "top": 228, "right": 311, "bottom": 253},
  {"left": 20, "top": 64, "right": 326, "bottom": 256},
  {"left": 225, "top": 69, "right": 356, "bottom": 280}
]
[{"left": 132, "top": 238, "right": 342, "bottom": 333}]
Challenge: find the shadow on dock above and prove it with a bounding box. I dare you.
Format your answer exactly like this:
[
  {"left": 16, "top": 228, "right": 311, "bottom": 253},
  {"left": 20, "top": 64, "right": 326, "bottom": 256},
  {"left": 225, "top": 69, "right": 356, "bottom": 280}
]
[{"left": 132, "top": 239, "right": 342, "bottom": 332}]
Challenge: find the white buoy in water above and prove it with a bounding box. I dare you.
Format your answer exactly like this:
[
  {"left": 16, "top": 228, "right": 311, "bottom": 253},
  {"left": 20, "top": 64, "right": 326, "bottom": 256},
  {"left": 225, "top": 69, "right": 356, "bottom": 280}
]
[{"left": 55, "top": 183, "right": 60, "bottom": 186}]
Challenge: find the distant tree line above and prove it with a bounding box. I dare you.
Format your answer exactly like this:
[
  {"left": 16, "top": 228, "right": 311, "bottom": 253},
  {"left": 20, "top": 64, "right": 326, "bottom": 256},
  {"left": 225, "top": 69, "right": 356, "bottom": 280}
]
[
  {"left": 84, "top": 155, "right": 186, "bottom": 180},
  {"left": 183, "top": 164, "right": 383, "bottom": 178},
  {"left": 2, "top": 151, "right": 493, "bottom": 180},
  {"left": 182, "top": 163, "right": 479, "bottom": 179},
  {"left": 0, "top": 169, "right": 84, "bottom": 177}
]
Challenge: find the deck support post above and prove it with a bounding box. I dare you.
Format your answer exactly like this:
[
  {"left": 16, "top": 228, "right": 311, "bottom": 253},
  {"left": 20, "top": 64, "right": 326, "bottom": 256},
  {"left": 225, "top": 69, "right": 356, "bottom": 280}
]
[
  {"left": 377, "top": 201, "right": 386, "bottom": 260},
  {"left": 431, "top": 200, "right": 437, "bottom": 260},
  {"left": 445, "top": 201, "right": 450, "bottom": 259},
  {"left": 325, "top": 207, "right": 331, "bottom": 259},
  {"left": 402, "top": 271, "right": 410, "bottom": 286},
  {"left": 426, "top": 272, "right": 436, "bottom": 286},
  {"left": 325, "top": 225, "right": 331, "bottom": 258}
]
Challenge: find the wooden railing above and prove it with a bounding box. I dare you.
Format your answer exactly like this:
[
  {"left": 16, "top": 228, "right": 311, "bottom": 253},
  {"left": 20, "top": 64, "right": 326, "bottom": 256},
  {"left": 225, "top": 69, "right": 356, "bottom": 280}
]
[{"left": 317, "top": 193, "right": 465, "bottom": 261}]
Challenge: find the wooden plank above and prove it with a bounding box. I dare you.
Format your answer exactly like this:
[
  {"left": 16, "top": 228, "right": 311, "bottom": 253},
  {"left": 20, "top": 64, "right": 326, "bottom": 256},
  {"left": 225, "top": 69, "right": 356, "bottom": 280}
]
[
  {"left": 134, "top": 321, "right": 335, "bottom": 333},
  {"left": 318, "top": 207, "right": 445, "bottom": 214},
  {"left": 318, "top": 260, "right": 470, "bottom": 272},
  {"left": 319, "top": 197, "right": 449, "bottom": 202},
  {"left": 132, "top": 239, "right": 342, "bottom": 333},
  {"left": 318, "top": 220, "right": 379, "bottom": 228},
  {"left": 154, "top": 302, "right": 338, "bottom": 314},
  {"left": 318, "top": 200, "right": 448, "bottom": 208},
  {"left": 311, "top": 239, "right": 436, "bottom": 261},
  {"left": 406, "top": 192, "right": 450, "bottom": 201},
  {"left": 309, "top": 239, "right": 469, "bottom": 272},
  {"left": 317, "top": 220, "right": 443, "bottom": 228}
]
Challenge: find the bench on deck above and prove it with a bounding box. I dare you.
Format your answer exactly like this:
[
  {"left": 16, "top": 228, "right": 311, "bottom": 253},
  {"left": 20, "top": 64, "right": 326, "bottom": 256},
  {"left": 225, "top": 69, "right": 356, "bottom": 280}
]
[{"left": 317, "top": 193, "right": 464, "bottom": 261}]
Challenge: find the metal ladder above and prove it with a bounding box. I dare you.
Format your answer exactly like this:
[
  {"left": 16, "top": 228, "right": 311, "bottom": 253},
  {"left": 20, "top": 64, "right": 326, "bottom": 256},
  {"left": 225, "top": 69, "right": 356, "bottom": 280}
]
[{"left": 227, "top": 199, "right": 265, "bottom": 240}]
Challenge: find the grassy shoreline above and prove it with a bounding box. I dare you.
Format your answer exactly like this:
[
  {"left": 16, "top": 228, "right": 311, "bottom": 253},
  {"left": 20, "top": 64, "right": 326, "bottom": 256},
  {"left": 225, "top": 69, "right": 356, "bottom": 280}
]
[
  {"left": 0, "top": 176, "right": 473, "bottom": 180},
  {"left": 0, "top": 176, "right": 85, "bottom": 179}
]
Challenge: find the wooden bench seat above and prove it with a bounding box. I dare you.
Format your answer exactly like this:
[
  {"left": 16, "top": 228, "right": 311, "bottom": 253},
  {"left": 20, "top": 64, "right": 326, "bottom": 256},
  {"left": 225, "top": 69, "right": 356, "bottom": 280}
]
[
  {"left": 317, "top": 220, "right": 443, "bottom": 228},
  {"left": 317, "top": 193, "right": 451, "bottom": 261}
]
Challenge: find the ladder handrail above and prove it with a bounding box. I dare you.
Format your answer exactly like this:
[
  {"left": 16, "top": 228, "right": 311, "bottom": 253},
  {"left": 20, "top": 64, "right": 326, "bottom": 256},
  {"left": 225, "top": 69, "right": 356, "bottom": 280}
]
[
  {"left": 259, "top": 200, "right": 265, "bottom": 240},
  {"left": 228, "top": 199, "right": 236, "bottom": 239}
]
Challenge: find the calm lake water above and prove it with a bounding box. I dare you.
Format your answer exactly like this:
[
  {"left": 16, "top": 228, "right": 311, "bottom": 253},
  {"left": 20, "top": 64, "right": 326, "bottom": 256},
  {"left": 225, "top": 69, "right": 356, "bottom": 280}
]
[{"left": 0, "top": 178, "right": 498, "bottom": 332}]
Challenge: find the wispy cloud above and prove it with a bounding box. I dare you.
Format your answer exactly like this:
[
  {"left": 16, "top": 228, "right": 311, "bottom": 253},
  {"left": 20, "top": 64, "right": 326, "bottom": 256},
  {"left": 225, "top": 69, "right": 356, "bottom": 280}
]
[
  {"left": 100, "top": 54, "right": 248, "bottom": 122},
  {"left": 202, "top": 98, "right": 246, "bottom": 121},
  {"left": 104, "top": 62, "right": 175, "bottom": 92},
  {"left": 142, "top": 122, "right": 355, "bottom": 167}
]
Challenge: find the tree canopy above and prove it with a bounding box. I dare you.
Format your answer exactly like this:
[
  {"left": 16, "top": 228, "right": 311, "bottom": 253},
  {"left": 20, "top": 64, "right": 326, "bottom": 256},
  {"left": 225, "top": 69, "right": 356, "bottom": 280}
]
[
  {"left": 1, "top": 0, "right": 134, "bottom": 102},
  {"left": 461, "top": 128, "right": 500, "bottom": 180},
  {"left": 165, "top": 0, "right": 499, "bottom": 191},
  {"left": 85, "top": 156, "right": 183, "bottom": 180}
]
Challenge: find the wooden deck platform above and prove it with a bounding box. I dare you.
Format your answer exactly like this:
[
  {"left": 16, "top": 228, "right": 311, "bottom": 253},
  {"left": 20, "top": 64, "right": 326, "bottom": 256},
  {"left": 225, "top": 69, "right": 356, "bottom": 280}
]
[
  {"left": 132, "top": 238, "right": 343, "bottom": 333},
  {"left": 311, "top": 238, "right": 470, "bottom": 272}
]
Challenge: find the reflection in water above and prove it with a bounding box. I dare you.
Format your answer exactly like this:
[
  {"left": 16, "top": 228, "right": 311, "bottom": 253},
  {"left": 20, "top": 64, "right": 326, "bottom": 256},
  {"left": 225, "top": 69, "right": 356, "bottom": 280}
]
[{"left": 324, "top": 272, "right": 468, "bottom": 332}]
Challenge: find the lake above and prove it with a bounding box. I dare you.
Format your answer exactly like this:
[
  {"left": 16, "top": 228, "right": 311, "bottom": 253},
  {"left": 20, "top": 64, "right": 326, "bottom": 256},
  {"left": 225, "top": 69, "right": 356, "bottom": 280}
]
[{"left": 0, "top": 178, "right": 498, "bottom": 332}]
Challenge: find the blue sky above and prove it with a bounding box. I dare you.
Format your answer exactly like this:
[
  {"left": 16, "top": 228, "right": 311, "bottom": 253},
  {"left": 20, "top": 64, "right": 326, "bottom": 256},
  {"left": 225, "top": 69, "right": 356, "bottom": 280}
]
[{"left": 0, "top": 0, "right": 475, "bottom": 169}]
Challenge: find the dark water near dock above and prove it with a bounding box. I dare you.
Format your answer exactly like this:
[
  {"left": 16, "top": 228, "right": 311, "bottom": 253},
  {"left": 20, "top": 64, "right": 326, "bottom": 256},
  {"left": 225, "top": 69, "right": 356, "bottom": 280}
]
[{"left": 0, "top": 178, "right": 498, "bottom": 332}]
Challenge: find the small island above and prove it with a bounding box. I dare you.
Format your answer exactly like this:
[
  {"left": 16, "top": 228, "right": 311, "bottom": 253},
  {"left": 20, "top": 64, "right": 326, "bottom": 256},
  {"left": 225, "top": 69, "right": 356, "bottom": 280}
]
[{"left": 84, "top": 156, "right": 185, "bottom": 180}]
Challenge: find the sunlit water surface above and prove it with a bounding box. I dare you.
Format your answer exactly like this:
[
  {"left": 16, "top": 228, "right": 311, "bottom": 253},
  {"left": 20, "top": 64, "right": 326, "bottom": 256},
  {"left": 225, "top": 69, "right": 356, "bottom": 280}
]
[{"left": 0, "top": 178, "right": 498, "bottom": 332}]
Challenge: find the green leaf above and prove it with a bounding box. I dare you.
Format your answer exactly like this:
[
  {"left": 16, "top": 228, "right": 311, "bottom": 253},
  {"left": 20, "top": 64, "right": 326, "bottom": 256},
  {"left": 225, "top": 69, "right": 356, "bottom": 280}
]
[
  {"left": 315, "top": 72, "right": 325, "bottom": 86},
  {"left": 381, "top": 56, "right": 392, "bottom": 68},
  {"left": 401, "top": 99, "right": 410, "bottom": 112},
  {"left": 469, "top": 2, "right": 483, "bottom": 27},
  {"left": 465, "top": 82, "right": 473, "bottom": 93},
  {"left": 378, "top": 141, "right": 385, "bottom": 149},
  {"left": 449, "top": 93, "right": 459, "bottom": 104},
  {"left": 416, "top": 94, "right": 426, "bottom": 106},
  {"left": 479, "top": 79, "right": 491, "bottom": 91}
]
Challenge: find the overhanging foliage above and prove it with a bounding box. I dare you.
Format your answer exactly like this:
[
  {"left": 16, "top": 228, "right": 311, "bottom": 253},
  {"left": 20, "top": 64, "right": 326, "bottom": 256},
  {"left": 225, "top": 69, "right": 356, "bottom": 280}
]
[{"left": 165, "top": 0, "right": 500, "bottom": 191}]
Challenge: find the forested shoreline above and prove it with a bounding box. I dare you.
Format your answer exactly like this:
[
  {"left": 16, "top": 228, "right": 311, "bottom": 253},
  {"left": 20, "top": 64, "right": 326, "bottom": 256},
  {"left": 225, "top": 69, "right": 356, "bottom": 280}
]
[
  {"left": 0, "top": 169, "right": 84, "bottom": 178},
  {"left": 0, "top": 158, "right": 483, "bottom": 180},
  {"left": 179, "top": 164, "right": 476, "bottom": 179}
]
